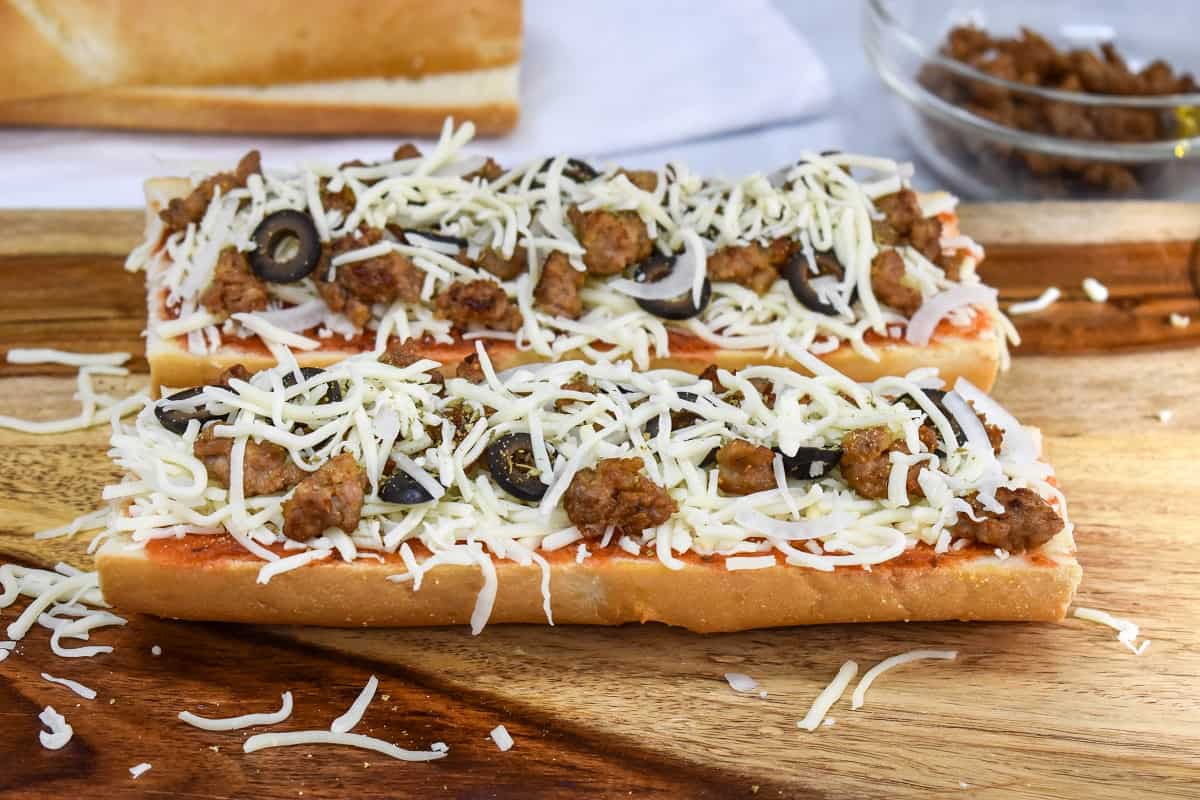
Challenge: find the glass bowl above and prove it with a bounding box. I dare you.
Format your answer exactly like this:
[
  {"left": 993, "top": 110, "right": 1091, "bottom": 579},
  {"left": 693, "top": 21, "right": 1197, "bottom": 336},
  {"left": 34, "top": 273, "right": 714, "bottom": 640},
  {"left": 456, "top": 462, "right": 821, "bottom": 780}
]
[{"left": 863, "top": 0, "right": 1200, "bottom": 199}]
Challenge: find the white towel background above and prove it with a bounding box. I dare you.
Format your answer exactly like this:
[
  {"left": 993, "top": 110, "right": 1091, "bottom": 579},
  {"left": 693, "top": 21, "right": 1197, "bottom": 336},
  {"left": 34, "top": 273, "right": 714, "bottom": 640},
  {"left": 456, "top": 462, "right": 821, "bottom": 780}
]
[{"left": 0, "top": 0, "right": 832, "bottom": 208}]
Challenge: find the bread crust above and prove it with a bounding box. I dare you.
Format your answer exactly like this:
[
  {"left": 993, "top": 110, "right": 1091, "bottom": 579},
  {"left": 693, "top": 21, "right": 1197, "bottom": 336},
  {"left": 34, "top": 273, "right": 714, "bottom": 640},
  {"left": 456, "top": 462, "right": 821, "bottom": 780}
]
[
  {"left": 0, "top": 0, "right": 521, "bottom": 102},
  {"left": 96, "top": 534, "right": 1081, "bottom": 633},
  {"left": 0, "top": 69, "right": 519, "bottom": 135}
]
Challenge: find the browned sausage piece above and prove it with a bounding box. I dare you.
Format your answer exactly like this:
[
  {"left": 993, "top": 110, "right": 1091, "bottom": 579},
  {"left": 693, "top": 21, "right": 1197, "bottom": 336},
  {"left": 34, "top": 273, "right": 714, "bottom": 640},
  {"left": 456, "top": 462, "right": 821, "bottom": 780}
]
[
  {"left": 380, "top": 337, "right": 423, "bottom": 367},
  {"left": 474, "top": 246, "right": 528, "bottom": 280},
  {"left": 463, "top": 157, "right": 505, "bottom": 182},
  {"left": 194, "top": 427, "right": 306, "bottom": 496},
  {"left": 716, "top": 439, "right": 777, "bottom": 495},
  {"left": 951, "top": 487, "right": 1063, "bottom": 552},
  {"left": 617, "top": 169, "right": 659, "bottom": 191},
  {"left": 706, "top": 239, "right": 793, "bottom": 294},
  {"left": 870, "top": 250, "right": 923, "bottom": 318},
  {"left": 534, "top": 252, "right": 586, "bottom": 319},
  {"left": 282, "top": 453, "right": 368, "bottom": 541},
  {"left": 434, "top": 279, "right": 523, "bottom": 331},
  {"left": 393, "top": 143, "right": 422, "bottom": 160},
  {"left": 199, "top": 248, "right": 269, "bottom": 316},
  {"left": 839, "top": 425, "right": 937, "bottom": 500},
  {"left": 563, "top": 458, "right": 677, "bottom": 537},
  {"left": 566, "top": 206, "right": 653, "bottom": 276},
  {"left": 160, "top": 150, "right": 261, "bottom": 232},
  {"left": 874, "top": 188, "right": 943, "bottom": 264},
  {"left": 456, "top": 353, "right": 486, "bottom": 383},
  {"left": 338, "top": 250, "right": 423, "bottom": 305},
  {"left": 217, "top": 364, "right": 252, "bottom": 386}
]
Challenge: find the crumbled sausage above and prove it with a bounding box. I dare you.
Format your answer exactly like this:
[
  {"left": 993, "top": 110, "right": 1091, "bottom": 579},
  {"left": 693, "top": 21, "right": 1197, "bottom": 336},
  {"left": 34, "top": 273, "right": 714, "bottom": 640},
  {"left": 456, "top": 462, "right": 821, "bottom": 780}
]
[
  {"left": 618, "top": 168, "right": 659, "bottom": 191},
  {"left": 554, "top": 377, "right": 596, "bottom": 410},
  {"left": 281, "top": 452, "right": 367, "bottom": 541},
  {"left": 381, "top": 337, "right": 423, "bottom": 367},
  {"left": 567, "top": 206, "right": 653, "bottom": 276},
  {"left": 562, "top": 458, "right": 677, "bottom": 537},
  {"left": 870, "top": 250, "right": 923, "bottom": 317},
  {"left": 716, "top": 439, "right": 777, "bottom": 495},
  {"left": 338, "top": 250, "right": 423, "bottom": 305},
  {"left": 534, "top": 252, "right": 586, "bottom": 319},
  {"left": 699, "top": 363, "right": 725, "bottom": 392},
  {"left": 839, "top": 425, "right": 937, "bottom": 500},
  {"left": 434, "top": 279, "right": 523, "bottom": 331},
  {"left": 707, "top": 239, "right": 793, "bottom": 294},
  {"left": 473, "top": 246, "right": 528, "bottom": 280},
  {"left": 921, "top": 26, "right": 1198, "bottom": 194},
  {"left": 217, "top": 364, "right": 252, "bottom": 386},
  {"left": 314, "top": 227, "right": 423, "bottom": 328},
  {"left": 320, "top": 178, "right": 357, "bottom": 217},
  {"left": 317, "top": 281, "right": 372, "bottom": 329},
  {"left": 194, "top": 427, "right": 305, "bottom": 496},
  {"left": 951, "top": 487, "right": 1063, "bottom": 552},
  {"left": 464, "top": 157, "right": 504, "bottom": 182},
  {"left": 393, "top": 143, "right": 422, "bottom": 160},
  {"left": 456, "top": 353, "right": 486, "bottom": 383},
  {"left": 160, "top": 150, "right": 261, "bottom": 232},
  {"left": 874, "top": 189, "right": 943, "bottom": 263},
  {"left": 200, "top": 248, "right": 269, "bottom": 316}
]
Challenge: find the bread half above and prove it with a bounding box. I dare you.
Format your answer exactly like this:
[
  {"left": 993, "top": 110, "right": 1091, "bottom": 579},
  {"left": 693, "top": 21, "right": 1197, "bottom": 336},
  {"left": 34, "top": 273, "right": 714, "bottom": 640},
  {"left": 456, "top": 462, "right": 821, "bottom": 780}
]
[{"left": 96, "top": 533, "right": 1081, "bottom": 633}]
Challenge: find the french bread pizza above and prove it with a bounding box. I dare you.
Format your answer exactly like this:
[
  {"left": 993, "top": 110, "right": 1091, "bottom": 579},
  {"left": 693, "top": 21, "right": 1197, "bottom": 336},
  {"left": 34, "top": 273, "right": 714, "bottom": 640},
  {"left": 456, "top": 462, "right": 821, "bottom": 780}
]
[
  {"left": 94, "top": 348, "right": 1079, "bottom": 633},
  {"left": 126, "top": 121, "right": 1016, "bottom": 395}
]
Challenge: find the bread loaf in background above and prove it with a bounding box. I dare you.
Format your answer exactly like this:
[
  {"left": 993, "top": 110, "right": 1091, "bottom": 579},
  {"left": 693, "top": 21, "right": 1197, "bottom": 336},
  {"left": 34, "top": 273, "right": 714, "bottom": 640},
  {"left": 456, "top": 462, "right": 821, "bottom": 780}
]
[{"left": 0, "top": 0, "right": 521, "bottom": 134}]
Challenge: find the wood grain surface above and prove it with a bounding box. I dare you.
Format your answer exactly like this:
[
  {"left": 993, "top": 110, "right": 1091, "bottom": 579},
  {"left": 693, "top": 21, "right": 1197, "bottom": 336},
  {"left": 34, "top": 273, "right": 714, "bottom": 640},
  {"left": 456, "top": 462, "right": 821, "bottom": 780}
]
[{"left": 1, "top": 205, "right": 1199, "bottom": 799}]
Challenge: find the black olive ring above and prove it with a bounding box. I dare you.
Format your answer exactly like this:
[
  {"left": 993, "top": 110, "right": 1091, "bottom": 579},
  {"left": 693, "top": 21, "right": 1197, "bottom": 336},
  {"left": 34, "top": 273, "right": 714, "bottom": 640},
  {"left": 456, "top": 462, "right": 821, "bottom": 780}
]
[
  {"left": 628, "top": 254, "right": 712, "bottom": 320},
  {"left": 485, "top": 432, "right": 551, "bottom": 502},
  {"left": 250, "top": 209, "right": 322, "bottom": 283}
]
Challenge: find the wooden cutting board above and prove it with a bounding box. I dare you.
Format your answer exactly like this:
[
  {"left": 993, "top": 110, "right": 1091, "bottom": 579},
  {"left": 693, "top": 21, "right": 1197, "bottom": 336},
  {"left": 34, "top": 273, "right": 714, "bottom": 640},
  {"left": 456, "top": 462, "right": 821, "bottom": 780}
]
[{"left": 0, "top": 204, "right": 1198, "bottom": 799}]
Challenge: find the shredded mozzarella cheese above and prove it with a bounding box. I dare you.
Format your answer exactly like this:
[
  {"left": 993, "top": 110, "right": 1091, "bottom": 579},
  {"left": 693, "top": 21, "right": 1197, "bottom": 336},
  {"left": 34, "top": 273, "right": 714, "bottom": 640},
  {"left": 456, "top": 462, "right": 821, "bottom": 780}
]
[
  {"left": 331, "top": 675, "right": 379, "bottom": 734},
  {"left": 850, "top": 650, "right": 957, "bottom": 709},
  {"left": 490, "top": 725, "right": 514, "bottom": 752},
  {"left": 243, "top": 731, "right": 448, "bottom": 761},
  {"left": 178, "top": 692, "right": 294, "bottom": 731},
  {"left": 41, "top": 672, "right": 98, "bottom": 700},
  {"left": 1074, "top": 607, "right": 1151, "bottom": 655},
  {"left": 1008, "top": 287, "right": 1061, "bottom": 315},
  {"left": 1081, "top": 277, "right": 1108, "bottom": 303},
  {"left": 39, "top": 706, "right": 74, "bottom": 750},
  {"left": 798, "top": 661, "right": 858, "bottom": 731}
]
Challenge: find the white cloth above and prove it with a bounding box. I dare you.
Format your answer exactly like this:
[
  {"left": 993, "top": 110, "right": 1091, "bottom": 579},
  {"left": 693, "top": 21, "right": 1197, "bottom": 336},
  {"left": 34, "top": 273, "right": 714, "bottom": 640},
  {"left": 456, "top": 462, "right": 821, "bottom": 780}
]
[{"left": 0, "top": 0, "right": 831, "bottom": 208}]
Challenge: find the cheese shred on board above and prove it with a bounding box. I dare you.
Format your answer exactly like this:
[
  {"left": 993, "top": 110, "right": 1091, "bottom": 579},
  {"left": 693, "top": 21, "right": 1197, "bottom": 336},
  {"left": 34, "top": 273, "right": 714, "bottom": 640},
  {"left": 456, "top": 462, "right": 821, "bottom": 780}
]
[
  {"left": 94, "top": 345, "right": 1073, "bottom": 633},
  {"left": 178, "top": 692, "right": 294, "bottom": 731},
  {"left": 850, "top": 649, "right": 957, "bottom": 709},
  {"left": 0, "top": 350, "right": 146, "bottom": 435},
  {"left": 129, "top": 119, "right": 1014, "bottom": 370},
  {"left": 799, "top": 661, "right": 859, "bottom": 731},
  {"left": 1074, "top": 607, "right": 1151, "bottom": 655},
  {"left": 0, "top": 565, "right": 125, "bottom": 660}
]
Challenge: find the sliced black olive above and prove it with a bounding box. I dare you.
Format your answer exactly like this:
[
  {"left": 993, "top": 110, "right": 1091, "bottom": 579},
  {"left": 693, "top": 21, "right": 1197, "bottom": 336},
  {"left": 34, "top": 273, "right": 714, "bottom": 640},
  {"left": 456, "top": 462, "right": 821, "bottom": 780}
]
[
  {"left": 643, "top": 392, "right": 699, "bottom": 439},
  {"left": 485, "top": 432, "right": 550, "bottom": 502},
  {"left": 628, "top": 254, "right": 712, "bottom": 320},
  {"left": 781, "top": 251, "right": 841, "bottom": 315},
  {"left": 539, "top": 157, "right": 599, "bottom": 183},
  {"left": 379, "top": 470, "right": 434, "bottom": 504},
  {"left": 282, "top": 367, "right": 343, "bottom": 405},
  {"left": 250, "top": 209, "right": 321, "bottom": 283},
  {"left": 900, "top": 388, "right": 963, "bottom": 444},
  {"left": 155, "top": 387, "right": 224, "bottom": 435},
  {"left": 777, "top": 446, "right": 843, "bottom": 480},
  {"left": 399, "top": 228, "right": 468, "bottom": 250}
]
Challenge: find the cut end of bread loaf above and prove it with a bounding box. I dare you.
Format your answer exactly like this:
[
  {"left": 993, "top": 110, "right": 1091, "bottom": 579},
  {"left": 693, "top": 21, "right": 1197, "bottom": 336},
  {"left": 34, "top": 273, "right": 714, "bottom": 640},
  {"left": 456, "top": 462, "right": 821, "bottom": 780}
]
[{"left": 96, "top": 534, "right": 1081, "bottom": 633}]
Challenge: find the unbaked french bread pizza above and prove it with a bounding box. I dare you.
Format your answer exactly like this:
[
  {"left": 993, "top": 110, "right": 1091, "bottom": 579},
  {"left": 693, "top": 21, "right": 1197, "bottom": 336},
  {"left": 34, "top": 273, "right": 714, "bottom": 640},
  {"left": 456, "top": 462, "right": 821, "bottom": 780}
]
[
  {"left": 126, "top": 121, "right": 1017, "bottom": 395},
  {"left": 94, "top": 347, "right": 1079, "bottom": 633}
]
